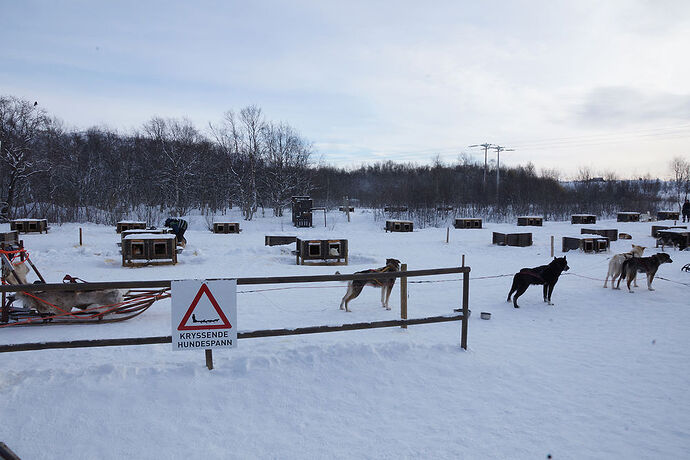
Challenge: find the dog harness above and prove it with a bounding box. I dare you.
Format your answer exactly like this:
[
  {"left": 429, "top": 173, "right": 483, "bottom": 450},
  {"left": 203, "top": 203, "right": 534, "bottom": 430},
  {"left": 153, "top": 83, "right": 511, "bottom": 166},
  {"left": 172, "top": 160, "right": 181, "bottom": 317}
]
[{"left": 362, "top": 265, "right": 396, "bottom": 287}]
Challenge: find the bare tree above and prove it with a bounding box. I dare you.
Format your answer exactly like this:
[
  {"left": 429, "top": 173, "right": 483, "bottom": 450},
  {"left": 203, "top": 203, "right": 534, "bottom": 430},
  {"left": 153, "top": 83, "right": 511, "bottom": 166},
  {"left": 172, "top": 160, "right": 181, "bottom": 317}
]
[
  {"left": 261, "top": 122, "right": 312, "bottom": 216},
  {"left": 210, "top": 106, "right": 267, "bottom": 220},
  {"left": 670, "top": 156, "right": 690, "bottom": 211},
  {"left": 142, "top": 117, "right": 202, "bottom": 216},
  {"left": 0, "top": 96, "right": 49, "bottom": 221}
]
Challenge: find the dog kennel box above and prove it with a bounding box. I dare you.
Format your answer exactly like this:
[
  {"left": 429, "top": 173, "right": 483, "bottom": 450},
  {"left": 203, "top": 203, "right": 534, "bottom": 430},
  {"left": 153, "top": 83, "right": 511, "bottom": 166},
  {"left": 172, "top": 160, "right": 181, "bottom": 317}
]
[
  {"left": 454, "top": 218, "right": 483, "bottom": 229},
  {"left": 656, "top": 229, "right": 690, "bottom": 250},
  {"left": 10, "top": 219, "right": 48, "bottom": 234},
  {"left": 562, "top": 236, "right": 609, "bottom": 253},
  {"left": 617, "top": 212, "right": 640, "bottom": 222},
  {"left": 116, "top": 221, "right": 147, "bottom": 234},
  {"left": 291, "top": 196, "right": 313, "bottom": 228},
  {"left": 651, "top": 225, "right": 687, "bottom": 238},
  {"left": 384, "top": 206, "right": 408, "bottom": 213},
  {"left": 492, "top": 232, "right": 532, "bottom": 247},
  {"left": 571, "top": 214, "right": 597, "bottom": 224},
  {"left": 657, "top": 211, "right": 680, "bottom": 221},
  {"left": 581, "top": 227, "right": 618, "bottom": 242},
  {"left": 0, "top": 231, "right": 19, "bottom": 246},
  {"left": 517, "top": 216, "right": 543, "bottom": 226},
  {"left": 338, "top": 206, "right": 355, "bottom": 212},
  {"left": 212, "top": 222, "right": 241, "bottom": 234},
  {"left": 295, "top": 238, "right": 348, "bottom": 265},
  {"left": 119, "top": 228, "right": 178, "bottom": 251},
  {"left": 385, "top": 220, "right": 413, "bottom": 232},
  {"left": 122, "top": 234, "right": 178, "bottom": 266},
  {"left": 265, "top": 235, "right": 298, "bottom": 246}
]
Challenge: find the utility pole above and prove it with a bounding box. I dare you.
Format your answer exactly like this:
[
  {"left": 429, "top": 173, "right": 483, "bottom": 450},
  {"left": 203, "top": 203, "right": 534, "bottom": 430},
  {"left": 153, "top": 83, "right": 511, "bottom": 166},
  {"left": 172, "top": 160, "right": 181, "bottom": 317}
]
[
  {"left": 492, "top": 145, "right": 514, "bottom": 202},
  {"left": 469, "top": 143, "right": 494, "bottom": 191}
]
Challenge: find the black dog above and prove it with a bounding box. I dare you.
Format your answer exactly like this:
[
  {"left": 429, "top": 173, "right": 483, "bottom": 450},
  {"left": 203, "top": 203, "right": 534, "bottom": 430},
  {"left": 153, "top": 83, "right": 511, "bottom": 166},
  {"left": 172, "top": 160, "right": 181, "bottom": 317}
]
[
  {"left": 617, "top": 252, "right": 673, "bottom": 292},
  {"left": 507, "top": 256, "right": 569, "bottom": 308}
]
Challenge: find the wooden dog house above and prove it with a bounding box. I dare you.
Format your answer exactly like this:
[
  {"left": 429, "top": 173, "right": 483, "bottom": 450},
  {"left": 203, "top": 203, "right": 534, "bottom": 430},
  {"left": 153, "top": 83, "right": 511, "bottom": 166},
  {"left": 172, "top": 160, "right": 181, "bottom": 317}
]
[
  {"left": 384, "top": 206, "right": 408, "bottom": 213},
  {"left": 581, "top": 227, "right": 618, "bottom": 242},
  {"left": 571, "top": 214, "right": 596, "bottom": 224},
  {"left": 656, "top": 229, "right": 690, "bottom": 250},
  {"left": 10, "top": 219, "right": 48, "bottom": 234},
  {"left": 454, "top": 218, "right": 482, "bottom": 229},
  {"left": 213, "top": 222, "right": 241, "bottom": 234},
  {"left": 116, "top": 221, "right": 147, "bottom": 233},
  {"left": 617, "top": 212, "right": 640, "bottom": 222},
  {"left": 0, "top": 231, "right": 19, "bottom": 247},
  {"left": 295, "top": 238, "right": 348, "bottom": 265},
  {"left": 265, "top": 235, "right": 298, "bottom": 246},
  {"left": 122, "top": 234, "right": 178, "bottom": 266},
  {"left": 492, "top": 232, "right": 532, "bottom": 247},
  {"left": 517, "top": 216, "right": 543, "bottom": 226},
  {"left": 562, "top": 236, "right": 609, "bottom": 253},
  {"left": 385, "top": 220, "right": 413, "bottom": 232},
  {"left": 657, "top": 211, "right": 680, "bottom": 221},
  {"left": 292, "top": 196, "right": 313, "bottom": 228},
  {"left": 651, "top": 225, "right": 687, "bottom": 238}
]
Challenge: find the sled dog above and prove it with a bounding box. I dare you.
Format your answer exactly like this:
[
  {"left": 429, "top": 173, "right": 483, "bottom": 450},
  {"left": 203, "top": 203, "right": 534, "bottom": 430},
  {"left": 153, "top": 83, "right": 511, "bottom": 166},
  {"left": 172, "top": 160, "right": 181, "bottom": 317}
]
[
  {"left": 617, "top": 253, "right": 673, "bottom": 292},
  {"left": 507, "top": 257, "right": 570, "bottom": 308},
  {"left": 338, "top": 258, "right": 400, "bottom": 312},
  {"left": 604, "top": 244, "right": 646, "bottom": 289}
]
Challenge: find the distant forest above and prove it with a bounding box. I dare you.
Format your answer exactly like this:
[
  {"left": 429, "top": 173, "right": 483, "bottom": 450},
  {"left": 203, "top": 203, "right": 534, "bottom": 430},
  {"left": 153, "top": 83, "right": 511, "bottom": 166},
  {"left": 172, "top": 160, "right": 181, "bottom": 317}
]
[{"left": 1, "top": 95, "right": 688, "bottom": 226}]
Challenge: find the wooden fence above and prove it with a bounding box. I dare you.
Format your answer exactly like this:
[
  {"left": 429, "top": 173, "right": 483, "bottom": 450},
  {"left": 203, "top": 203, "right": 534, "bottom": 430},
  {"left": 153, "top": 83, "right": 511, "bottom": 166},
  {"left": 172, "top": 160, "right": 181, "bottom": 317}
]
[{"left": 0, "top": 265, "right": 471, "bottom": 352}]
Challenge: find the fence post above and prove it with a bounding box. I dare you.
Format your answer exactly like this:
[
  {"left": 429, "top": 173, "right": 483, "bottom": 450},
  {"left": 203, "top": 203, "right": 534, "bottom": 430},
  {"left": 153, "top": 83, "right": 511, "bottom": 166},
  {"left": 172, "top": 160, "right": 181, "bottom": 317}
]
[
  {"left": 446, "top": 227, "right": 449, "bottom": 244},
  {"left": 550, "top": 235, "right": 554, "bottom": 257},
  {"left": 205, "top": 349, "right": 214, "bottom": 370},
  {"left": 461, "top": 265, "right": 469, "bottom": 350},
  {"left": 1, "top": 291, "right": 7, "bottom": 324},
  {"left": 79, "top": 227, "right": 83, "bottom": 246},
  {"left": 400, "top": 263, "right": 407, "bottom": 329},
  {"left": 346, "top": 196, "right": 351, "bottom": 223}
]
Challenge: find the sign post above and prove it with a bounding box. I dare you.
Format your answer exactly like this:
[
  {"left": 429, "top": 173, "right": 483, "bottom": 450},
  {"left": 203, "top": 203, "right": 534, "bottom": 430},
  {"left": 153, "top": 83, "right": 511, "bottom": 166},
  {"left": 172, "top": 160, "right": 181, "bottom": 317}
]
[{"left": 171, "top": 279, "right": 237, "bottom": 370}]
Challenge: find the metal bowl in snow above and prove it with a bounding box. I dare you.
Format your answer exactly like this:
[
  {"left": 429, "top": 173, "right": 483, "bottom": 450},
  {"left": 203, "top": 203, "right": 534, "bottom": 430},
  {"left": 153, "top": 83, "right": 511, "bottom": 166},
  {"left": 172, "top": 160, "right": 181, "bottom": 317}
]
[{"left": 480, "top": 312, "right": 491, "bottom": 320}]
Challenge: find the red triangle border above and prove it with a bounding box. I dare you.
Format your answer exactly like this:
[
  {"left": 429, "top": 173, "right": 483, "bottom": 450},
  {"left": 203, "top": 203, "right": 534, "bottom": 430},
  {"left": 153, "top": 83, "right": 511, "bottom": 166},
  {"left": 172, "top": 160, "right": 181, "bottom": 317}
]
[{"left": 177, "top": 283, "right": 232, "bottom": 331}]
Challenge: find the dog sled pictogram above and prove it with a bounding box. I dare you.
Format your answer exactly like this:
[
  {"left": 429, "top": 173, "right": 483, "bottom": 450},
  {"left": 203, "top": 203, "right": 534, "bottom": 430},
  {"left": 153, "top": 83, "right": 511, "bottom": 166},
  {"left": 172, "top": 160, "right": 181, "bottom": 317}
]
[{"left": 1, "top": 246, "right": 170, "bottom": 327}]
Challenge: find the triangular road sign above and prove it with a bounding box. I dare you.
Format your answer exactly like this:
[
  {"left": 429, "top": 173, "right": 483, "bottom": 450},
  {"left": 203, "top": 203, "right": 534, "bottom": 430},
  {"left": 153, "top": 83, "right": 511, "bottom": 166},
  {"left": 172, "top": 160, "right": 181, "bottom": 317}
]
[{"left": 178, "top": 283, "right": 232, "bottom": 331}]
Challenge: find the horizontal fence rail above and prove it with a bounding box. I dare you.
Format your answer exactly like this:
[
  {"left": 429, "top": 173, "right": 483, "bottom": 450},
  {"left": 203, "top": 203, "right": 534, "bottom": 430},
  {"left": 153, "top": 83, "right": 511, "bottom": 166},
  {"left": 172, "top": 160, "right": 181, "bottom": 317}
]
[
  {"left": 0, "top": 266, "right": 470, "bottom": 293},
  {"left": 0, "top": 314, "right": 465, "bottom": 353}
]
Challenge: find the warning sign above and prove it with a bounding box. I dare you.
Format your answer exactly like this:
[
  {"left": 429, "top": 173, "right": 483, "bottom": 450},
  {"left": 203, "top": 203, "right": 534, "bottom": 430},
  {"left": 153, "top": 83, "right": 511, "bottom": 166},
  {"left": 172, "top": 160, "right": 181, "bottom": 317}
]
[{"left": 171, "top": 279, "right": 237, "bottom": 351}]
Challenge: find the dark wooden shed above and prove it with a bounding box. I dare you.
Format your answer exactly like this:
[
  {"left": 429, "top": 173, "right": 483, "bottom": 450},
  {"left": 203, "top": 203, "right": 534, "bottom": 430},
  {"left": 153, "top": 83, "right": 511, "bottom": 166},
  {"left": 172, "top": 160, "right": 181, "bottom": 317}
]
[
  {"left": 10, "top": 219, "right": 48, "bottom": 234},
  {"left": 492, "top": 232, "right": 532, "bottom": 247}
]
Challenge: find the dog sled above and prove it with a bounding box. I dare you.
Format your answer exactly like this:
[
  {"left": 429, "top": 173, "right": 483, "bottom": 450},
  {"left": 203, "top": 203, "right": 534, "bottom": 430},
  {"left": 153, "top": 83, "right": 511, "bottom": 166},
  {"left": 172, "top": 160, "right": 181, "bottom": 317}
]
[{"left": 1, "top": 246, "right": 170, "bottom": 327}]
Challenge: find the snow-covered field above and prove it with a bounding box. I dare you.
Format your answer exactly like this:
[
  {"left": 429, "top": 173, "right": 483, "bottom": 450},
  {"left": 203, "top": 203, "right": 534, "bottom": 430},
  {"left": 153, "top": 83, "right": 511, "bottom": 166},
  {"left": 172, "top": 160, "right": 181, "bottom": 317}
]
[{"left": 2, "top": 210, "right": 689, "bottom": 459}]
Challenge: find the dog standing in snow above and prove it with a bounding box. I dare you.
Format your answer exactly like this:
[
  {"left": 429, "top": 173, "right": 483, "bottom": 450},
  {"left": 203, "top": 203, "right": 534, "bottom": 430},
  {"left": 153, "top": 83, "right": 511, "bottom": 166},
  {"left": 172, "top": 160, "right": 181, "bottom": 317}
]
[
  {"left": 603, "top": 244, "right": 645, "bottom": 289},
  {"left": 338, "top": 258, "right": 400, "bottom": 312}
]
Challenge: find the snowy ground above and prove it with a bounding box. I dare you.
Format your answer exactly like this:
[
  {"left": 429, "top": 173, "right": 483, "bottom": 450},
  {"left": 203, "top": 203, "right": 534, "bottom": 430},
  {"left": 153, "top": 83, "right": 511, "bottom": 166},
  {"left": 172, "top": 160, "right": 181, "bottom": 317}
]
[{"left": 2, "top": 211, "right": 689, "bottom": 459}]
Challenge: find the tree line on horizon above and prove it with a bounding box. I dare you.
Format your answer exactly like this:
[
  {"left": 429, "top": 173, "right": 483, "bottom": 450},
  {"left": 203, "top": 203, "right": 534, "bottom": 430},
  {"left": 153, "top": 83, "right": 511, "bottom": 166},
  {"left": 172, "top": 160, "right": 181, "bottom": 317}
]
[{"left": 1, "top": 94, "right": 687, "bottom": 226}]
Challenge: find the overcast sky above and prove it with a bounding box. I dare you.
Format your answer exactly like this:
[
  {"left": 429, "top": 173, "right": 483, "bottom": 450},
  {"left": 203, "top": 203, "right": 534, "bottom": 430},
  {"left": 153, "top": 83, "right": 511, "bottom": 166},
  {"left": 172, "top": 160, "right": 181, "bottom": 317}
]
[{"left": 2, "top": 0, "right": 690, "bottom": 178}]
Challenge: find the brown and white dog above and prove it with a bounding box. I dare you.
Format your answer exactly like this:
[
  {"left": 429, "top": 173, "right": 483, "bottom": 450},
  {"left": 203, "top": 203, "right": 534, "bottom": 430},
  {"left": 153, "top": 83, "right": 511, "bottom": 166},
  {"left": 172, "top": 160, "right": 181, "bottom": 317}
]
[
  {"left": 2, "top": 262, "right": 123, "bottom": 316},
  {"left": 617, "top": 253, "right": 673, "bottom": 292},
  {"left": 604, "top": 244, "right": 645, "bottom": 289},
  {"left": 338, "top": 258, "right": 401, "bottom": 312}
]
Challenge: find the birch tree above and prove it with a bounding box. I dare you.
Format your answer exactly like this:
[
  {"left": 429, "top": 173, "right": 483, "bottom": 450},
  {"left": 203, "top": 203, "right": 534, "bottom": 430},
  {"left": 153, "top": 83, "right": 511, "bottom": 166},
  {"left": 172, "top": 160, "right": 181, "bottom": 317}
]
[{"left": 0, "top": 96, "right": 49, "bottom": 221}]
